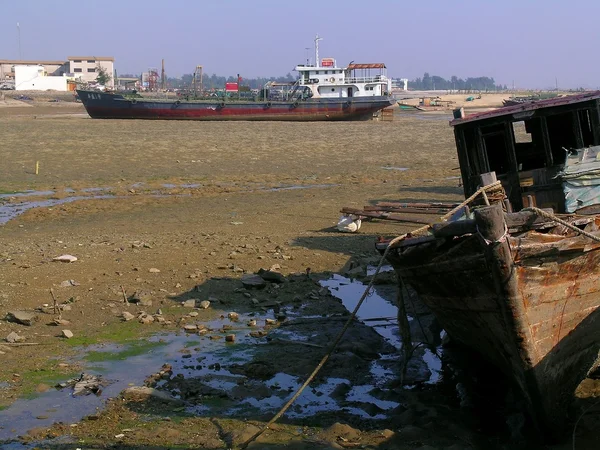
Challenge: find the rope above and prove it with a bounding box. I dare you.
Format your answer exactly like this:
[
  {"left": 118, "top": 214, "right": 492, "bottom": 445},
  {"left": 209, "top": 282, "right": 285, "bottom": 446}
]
[
  {"left": 522, "top": 207, "right": 600, "bottom": 243},
  {"left": 238, "top": 181, "right": 503, "bottom": 449}
]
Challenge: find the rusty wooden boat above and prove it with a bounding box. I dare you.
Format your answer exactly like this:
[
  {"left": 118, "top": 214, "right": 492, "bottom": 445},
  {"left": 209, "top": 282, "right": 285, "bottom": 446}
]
[{"left": 378, "top": 92, "right": 600, "bottom": 435}]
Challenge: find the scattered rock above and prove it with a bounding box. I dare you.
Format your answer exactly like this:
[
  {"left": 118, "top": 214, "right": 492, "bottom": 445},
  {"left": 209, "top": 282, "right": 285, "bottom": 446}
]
[
  {"left": 240, "top": 274, "right": 266, "bottom": 289},
  {"left": 225, "top": 334, "right": 235, "bottom": 342},
  {"left": 6, "top": 332, "right": 25, "bottom": 343},
  {"left": 183, "top": 325, "right": 197, "bottom": 332},
  {"left": 60, "top": 279, "right": 80, "bottom": 287},
  {"left": 258, "top": 268, "right": 286, "bottom": 284},
  {"left": 265, "top": 318, "right": 277, "bottom": 326},
  {"left": 148, "top": 268, "right": 161, "bottom": 273},
  {"left": 139, "top": 314, "right": 155, "bottom": 325},
  {"left": 227, "top": 312, "right": 239, "bottom": 321},
  {"left": 52, "top": 319, "right": 71, "bottom": 326},
  {"left": 6, "top": 311, "right": 37, "bottom": 326},
  {"left": 199, "top": 300, "right": 210, "bottom": 309},
  {"left": 182, "top": 299, "right": 197, "bottom": 308},
  {"left": 62, "top": 329, "right": 74, "bottom": 339},
  {"left": 122, "top": 311, "right": 135, "bottom": 321},
  {"left": 53, "top": 254, "right": 77, "bottom": 263}
]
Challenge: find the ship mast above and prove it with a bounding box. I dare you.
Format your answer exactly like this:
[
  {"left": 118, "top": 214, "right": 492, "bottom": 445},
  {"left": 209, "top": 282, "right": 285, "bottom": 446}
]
[{"left": 314, "top": 34, "right": 322, "bottom": 67}]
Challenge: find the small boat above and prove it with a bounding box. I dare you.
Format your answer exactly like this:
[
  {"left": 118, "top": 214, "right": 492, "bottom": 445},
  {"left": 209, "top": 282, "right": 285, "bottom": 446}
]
[
  {"left": 378, "top": 91, "right": 600, "bottom": 436},
  {"left": 76, "top": 38, "right": 394, "bottom": 122}
]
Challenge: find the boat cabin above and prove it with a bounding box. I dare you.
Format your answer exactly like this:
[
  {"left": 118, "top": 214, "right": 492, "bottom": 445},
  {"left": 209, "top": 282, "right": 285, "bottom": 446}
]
[
  {"left": 451, "top": 92, "right": 600, "bottom": 212},
  {"left": 294, "top": 60, "right": 391, "bottom": 99}
]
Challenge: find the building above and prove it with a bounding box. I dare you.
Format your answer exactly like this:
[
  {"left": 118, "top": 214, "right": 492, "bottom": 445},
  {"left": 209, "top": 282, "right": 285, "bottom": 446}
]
[
  {"left": 14, "top": 65, "right": 68, "bottom": 91},
  {"left": 0, "top": 60, "right": 69, "bottom": 80},
  {"left": 68, "top": 56, "right": 114, "bottom": 87}
]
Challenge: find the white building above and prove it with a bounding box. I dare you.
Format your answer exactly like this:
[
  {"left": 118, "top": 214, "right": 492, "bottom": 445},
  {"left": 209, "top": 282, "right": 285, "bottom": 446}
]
[
  {"left": 15, "top": 65, "right": 68, "bottom": 91},
  {"left": 68, "top": 56, "right": 114, "bottom": 87}
]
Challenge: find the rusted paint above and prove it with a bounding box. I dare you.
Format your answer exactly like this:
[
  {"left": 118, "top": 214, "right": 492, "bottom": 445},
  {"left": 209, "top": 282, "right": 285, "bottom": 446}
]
[{"left": 385, "top": 212, "right": 600, "bottom": 435}]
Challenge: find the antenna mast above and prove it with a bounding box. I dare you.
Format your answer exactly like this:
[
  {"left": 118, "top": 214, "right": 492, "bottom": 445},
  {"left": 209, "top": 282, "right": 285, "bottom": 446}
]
[{"left": 314, "top": 34, "right": 322, "bottom": 67}]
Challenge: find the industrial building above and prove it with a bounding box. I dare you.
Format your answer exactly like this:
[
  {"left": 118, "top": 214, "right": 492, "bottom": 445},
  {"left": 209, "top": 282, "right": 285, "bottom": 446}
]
[
  {"left": 0, "top": 55, "right": 115, "bottom": 90},
  {"left": 68, "top": 56, "right": 114, "bottom": 87}
]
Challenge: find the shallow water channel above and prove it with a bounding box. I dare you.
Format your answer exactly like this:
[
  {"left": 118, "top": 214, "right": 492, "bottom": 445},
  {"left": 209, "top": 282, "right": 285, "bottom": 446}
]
[{"left": 0, "top": 270, "right": 447, "bottom": 444}]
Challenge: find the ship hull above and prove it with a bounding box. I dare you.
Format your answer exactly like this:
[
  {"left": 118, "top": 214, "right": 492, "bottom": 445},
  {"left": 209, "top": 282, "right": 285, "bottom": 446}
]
[
  {"left": 77, "top": 90, "right": 393, "bottom": 121},
  {"left": 384, "top": 205, "right": 600, "bottom": 437}
]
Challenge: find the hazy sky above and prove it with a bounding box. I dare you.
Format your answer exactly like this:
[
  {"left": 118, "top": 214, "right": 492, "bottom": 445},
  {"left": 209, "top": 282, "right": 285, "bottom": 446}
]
[{"left": 2, "top": 0, "right": 599, "bottom": 88}]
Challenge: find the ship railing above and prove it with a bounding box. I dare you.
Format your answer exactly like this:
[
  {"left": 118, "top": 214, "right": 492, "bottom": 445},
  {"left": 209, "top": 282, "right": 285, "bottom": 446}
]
[{"left": 344, "top": 75, "right": 390, "bottom": 84}]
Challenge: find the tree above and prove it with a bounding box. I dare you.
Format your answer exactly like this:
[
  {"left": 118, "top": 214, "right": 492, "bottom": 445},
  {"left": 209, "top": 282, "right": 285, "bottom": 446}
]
[{"left": 96, "top": 64, "right": 112, "bottom": 85}]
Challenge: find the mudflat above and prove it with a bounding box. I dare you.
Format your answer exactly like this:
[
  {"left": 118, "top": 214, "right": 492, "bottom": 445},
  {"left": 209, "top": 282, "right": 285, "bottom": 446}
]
[{"left": 0, "top": 99, "right": 596, "bottom": 449}]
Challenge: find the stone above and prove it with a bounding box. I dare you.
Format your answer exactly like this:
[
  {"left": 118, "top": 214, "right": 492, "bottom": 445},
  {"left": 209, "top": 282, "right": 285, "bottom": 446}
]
[
  {"left": 199, "top": 300, "right": 210, "bottom": 309},
  {"left": 182, "top": 299, "right": 197, "bottom": 308},
  {"left": 6, "top": 311, "right": 37, "bottom": 326},
  {"left": 183, "top": 325, "right": 198, "bottom": 332},
  {"left": 139, "top": 315, "right": 155, "bottom": 324},
  {"left": 53, "top": 254, "right": 77, "bottom": 263},
  {"left": 247, "top": 319, "right": 257, "bottom": 327},
  {"left": 62, "top": 329, "right": 74, "bottom": 339},
  {"left": 52, "top": 319, "right": 71, "bottom": 326},
  {"left": 258, "top": 268, "right": 286, "bottom": 284},
  {"left": 122, "top": 311, "right": 135, "bottom": 321},
  {"left": 122, "top": 386, "right": 184, "bottom": 406},
  {"left": 148, "top": 267, "right": 161, "bottom": 273},
  {"left": 227, "top": 312, "right": 239, "bottom": 321},
  {"left": 188, "top": 311, "right": 198, "bottom": 317},
  {"left": 225, "top": 334, "right": 235, "bottom": 342},
  {"left": 240, "top": 274, "right": 266, "bottom": 289},
  {"left": 6, "top": 332, "right": 25, "bottom": 343},
  {"left": 60, "top": 279, "right": 80, "bottom": 287},
  {"left": 265, "top": 318, "right": 277, "bottom": 326}
]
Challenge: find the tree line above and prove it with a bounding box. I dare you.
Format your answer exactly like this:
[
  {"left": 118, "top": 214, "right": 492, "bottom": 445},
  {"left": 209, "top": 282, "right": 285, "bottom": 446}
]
[
  {"left": 409, "top": 72, "right": 507, "bottom": 91},
  {"left": 118, "top": 71, "right": 507, "bottom": 92}
]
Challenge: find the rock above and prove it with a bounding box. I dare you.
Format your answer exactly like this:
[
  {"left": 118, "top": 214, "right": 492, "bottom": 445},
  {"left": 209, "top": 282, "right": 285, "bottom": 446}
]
[
  {"left": 227, "top": 312, "right": 239, "bottom": 321},
  {"left": 182, "top": 299, "right": 197, "bottom": 308},
  {"left": 183, "top": 325, "right": 198, "bottom": 332},
  {"left": 188, "top": 311, "right": 198, "bottom": 317},
  {"left": 52, "top": 319, "right": 71, "bottom": 326},
  {"left": 225, "top": 334, "right": 235, "bottom": 342},
  {"left": 60, "top": 279, "right": 80, "bottom": 287},
  {"left": 53, "top": 254, "right": 77, "bottom": 263},
  {"left": 398, "top": 425, "right": 426, "bottom": 441},
  {"left": 240, "top": 274, "right": 266, "bottom": 289},
  {"left": 122, "top": 311, "right": 135, "bottom": 321},
  {"left": 6, "top": 311, "right": 37, "bottom": 326},
  {"left": 139, "top": 315, "right": 155, "bottom": 324},
  {"left": 265, "top": 318, "right": 277, "bottom": 326},
  {"left": 249, "top": 330, "right": 267, "bottom": 338},
  {"left": 62, "top": 330, "right": 74, "bottom": 339},
  {"left": 6, "top": 332, "right": 25, "bottom": 343},
  {"left": 0, "top": 344, "right": 12, "bottom": 352},
  {"left": 269, "top": 264, "right": 281, "bottom": 271},
  {"left": 258, "top": 269, "right": 286, "bottom": 284},
  {"left": 251, "top": 298, "right": 260, "bottom": 306},
  {"left": 148, "top": 268, "right": 161, "bottom": 273},
  {"left": 247, "top": 319, "right": 257, "bottom": 327},
  {"left": 320, "top": 422, "right": 361, "bottom": 443},
  {"left": 199, "top": 300, "right": 210, "bottom": 309}
]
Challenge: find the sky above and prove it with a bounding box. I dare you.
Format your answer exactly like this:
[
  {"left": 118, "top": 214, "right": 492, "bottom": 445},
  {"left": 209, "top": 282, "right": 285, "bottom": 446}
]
[{"left": 1, "top": 0, "right": 599, "bottom": 89}]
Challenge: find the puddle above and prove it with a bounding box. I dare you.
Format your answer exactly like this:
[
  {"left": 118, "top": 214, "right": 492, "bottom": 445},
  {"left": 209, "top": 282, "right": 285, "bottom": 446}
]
[
  {"left": 267, "top": 183, "right": 338, "bottom": 192},
  {"left": 320, "top": 274, "right": 442, "bottom": 384},
  {"left": 0, "top": 183, "right": 338, "bottom": 225},
  {"left": 381, "top": 167, "right": 409, "bottom": 171}
]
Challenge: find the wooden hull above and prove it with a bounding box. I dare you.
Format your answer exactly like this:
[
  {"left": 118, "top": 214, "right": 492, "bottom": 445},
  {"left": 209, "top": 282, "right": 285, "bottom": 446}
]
[
  {"left": 76, "top": 90, "right": 394, "bottom": 122},
  {"left": 385, "top": 206, "right": 600, "bottom": 433}
]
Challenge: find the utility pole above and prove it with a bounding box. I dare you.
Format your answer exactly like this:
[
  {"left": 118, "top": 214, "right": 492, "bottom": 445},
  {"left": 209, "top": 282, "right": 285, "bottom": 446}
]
[
  {"left": 161, "top": 59, "right": 165, "bottom": 91},
  {"left": 555, "top": 77, "right": 558, "bottom": 91}
]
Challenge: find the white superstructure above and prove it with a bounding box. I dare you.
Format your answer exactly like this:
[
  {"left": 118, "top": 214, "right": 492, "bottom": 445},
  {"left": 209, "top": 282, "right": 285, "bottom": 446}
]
[{"left": 294, "top": 60, "right": 391, "bottom": 99}]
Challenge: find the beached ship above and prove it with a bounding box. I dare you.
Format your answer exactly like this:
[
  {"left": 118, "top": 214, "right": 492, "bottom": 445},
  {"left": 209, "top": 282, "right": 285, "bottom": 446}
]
[
  {"left": 76, "top": 40, "right": 393, "bottom": 121},
  {"left": 377, "top": 92, "right": 600, "bottom": 435}
]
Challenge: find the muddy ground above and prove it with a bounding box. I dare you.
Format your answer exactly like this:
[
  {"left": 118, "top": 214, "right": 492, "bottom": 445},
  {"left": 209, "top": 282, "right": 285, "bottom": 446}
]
[{"left": 0, "top": 97, "right": 598, "bottom": 449}]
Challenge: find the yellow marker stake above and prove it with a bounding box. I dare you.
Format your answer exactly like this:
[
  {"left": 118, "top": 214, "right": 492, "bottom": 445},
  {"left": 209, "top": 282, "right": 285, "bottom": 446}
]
[{"left": 35, "top": 161, "right": 39, "bottom": 175}]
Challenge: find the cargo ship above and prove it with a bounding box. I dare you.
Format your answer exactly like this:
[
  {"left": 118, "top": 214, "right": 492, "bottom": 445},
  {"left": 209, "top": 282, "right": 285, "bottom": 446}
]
[{"left": 77, "top": 45, "right": 394, "bottom": 121}]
